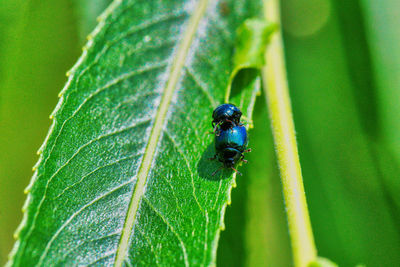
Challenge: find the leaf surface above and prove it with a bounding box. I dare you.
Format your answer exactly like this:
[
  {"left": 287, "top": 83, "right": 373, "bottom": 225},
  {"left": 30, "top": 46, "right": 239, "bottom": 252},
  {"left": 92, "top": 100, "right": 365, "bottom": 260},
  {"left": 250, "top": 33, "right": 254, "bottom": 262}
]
[{"left": 8, "top": 0, "right": 265, "bottom": 266}]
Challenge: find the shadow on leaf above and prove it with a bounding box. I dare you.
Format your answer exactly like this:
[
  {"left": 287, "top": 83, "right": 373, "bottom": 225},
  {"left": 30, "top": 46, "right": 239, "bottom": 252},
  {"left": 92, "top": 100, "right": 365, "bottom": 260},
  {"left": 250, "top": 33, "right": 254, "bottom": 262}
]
[
  {"left": 230, "top": 68, "right": 259, "bottom": 99},
  {"left": 197, "top": 143, "right": 234, "bottom": 181}
]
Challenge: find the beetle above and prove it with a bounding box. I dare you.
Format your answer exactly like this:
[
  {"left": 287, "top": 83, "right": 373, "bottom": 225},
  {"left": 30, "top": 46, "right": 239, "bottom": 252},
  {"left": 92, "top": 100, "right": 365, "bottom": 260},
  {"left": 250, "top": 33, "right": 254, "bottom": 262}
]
[
  {"left": 212, "top": 103, "right": 242, "bottom": 134},
  {"left": 210, "top": 125, "right": 250, "bottom": 175}
]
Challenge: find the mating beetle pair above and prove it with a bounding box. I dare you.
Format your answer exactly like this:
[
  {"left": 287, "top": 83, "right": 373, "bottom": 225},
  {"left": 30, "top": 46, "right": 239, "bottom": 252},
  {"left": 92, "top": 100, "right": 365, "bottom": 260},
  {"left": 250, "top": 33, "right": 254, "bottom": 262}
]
[{"left": 210, "top": 104, "right": 250, "bottom": 175}]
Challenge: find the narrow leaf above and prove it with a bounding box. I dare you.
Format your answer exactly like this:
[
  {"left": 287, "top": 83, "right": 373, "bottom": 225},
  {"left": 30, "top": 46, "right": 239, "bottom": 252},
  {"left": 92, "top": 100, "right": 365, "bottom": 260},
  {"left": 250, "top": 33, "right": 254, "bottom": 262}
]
[
  {"left": 227, "top": 18, "right": 276, "bottom": 126},
  {"left": 8, "top": 0, "right": 263, "bottom": 266}
]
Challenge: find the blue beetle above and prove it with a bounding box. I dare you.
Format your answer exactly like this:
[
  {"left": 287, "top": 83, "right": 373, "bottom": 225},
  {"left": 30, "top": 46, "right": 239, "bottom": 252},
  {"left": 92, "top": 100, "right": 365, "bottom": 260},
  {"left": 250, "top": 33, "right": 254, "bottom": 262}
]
[
  {"left": 212, "top": 103, "right": 242, "bottom": 133},
  {"left": 210, "top": 125, "right": 250, "bottom": 175}
]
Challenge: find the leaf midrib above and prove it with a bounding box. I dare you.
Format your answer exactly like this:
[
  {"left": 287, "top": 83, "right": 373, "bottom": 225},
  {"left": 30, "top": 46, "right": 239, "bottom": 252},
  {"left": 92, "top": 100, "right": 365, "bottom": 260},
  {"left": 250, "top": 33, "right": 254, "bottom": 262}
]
[{"left": 113, "top": 0, "right": 209, "bottom": 266}]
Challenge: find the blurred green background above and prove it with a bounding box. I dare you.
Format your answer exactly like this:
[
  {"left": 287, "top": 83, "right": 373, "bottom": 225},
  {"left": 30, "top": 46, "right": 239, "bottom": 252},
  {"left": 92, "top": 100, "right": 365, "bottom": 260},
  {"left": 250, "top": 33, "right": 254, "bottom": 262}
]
[{"left": 1, "top": 0, "right": 399, "bottom": 266}]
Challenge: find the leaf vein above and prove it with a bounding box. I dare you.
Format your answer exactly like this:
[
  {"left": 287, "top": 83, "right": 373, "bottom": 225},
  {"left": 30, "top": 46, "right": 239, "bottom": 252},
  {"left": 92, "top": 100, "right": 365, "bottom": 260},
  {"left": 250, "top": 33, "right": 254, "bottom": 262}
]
[
  {"left": 25, "top": 118, "right": 152, "bottom": 258},
  {"left": 114, "top": 0, "right": 209, "bottom": 265},
  {"left": 37, "top": 180, "right": 133, "bottom": 265},
  {"left": 54, "top": 153, "right": 144, "bottom": 200},
  {"left": 62, "top": 232, "right": 119, "bottom": 262},
  {"left": 39, "top": 61, "right": 167, "bottom": 185},
  {"left": 172, "top": 105, "right": 203, "bottom": 144},
  {"left": 184, "top": 67, "right": 216, "bottom": 108},
  {"left": 142, "top": 197, "right": 189, "bottom": 267},
  {"left": 202, "top": 211, "right": 210, "bottom": 267},
  {"left": 124, "top": 258, "right": 133, "bottom": 267},
  {"left": 158, "top": 170, "right": 187, "bottom": 219},
  {"left": 72, "top": 10, "right": 188, "bottom": 95},
  {"left": 47, "top": 117, "right": 151, "bottom": 189},
  {"left": 164, "top": 130, "right": 204, "bottom": 214},
  {"left": 87, "top": 251, "right": 115, "bottom": 266},
  {"left": 134, "top": 226, "right": 161, "bottom": 267},
  {"left": 212, "top": 180, "right": 223, "bottom": 211}
]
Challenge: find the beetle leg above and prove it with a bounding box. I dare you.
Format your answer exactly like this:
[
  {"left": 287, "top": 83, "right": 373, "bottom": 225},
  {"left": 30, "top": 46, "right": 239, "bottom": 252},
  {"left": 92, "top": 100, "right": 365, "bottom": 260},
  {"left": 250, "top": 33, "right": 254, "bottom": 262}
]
[
  {"left": 240, "top": 154, "right": 248, "bottom": 164},
  {"left": 209, "top": 155, "right": 217, "bottom": 161},
  {"left": 213, "top": 121, "right": 222, "bottom": 135},
  {"left": 231, "top": 167, "right": 242, "bottom": 176},
  {"left": 223, "top": 119, "right": 235, "bottom": 132},
  {"left": 244, "top": 148, "right": 251, "bottom": 153},
  {"left": 212, "top": 166, "right": 224, "bottom": 176},
  {"left": 225, "top": 119, "right": 234, "bottom": 131},
  {"left": 209, "top": 122, "right": 215, "bottom": 134}
]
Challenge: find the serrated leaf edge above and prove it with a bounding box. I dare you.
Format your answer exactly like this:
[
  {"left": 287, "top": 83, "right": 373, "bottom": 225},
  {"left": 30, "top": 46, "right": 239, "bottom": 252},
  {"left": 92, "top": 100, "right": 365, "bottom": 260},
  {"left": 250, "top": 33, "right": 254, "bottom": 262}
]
[
  {"left": 7, "top": 1, "right": 261, "bottom": 265},
  {"left": 6, "top": 0, "right": 123, "bottom": 265}
]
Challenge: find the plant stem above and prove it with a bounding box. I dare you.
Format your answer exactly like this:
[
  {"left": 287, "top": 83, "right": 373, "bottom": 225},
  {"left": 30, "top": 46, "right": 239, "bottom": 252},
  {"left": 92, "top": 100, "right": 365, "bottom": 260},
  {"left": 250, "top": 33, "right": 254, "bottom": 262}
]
[{"left": 262, "top": 0, "right": 317, "bottom": 266}]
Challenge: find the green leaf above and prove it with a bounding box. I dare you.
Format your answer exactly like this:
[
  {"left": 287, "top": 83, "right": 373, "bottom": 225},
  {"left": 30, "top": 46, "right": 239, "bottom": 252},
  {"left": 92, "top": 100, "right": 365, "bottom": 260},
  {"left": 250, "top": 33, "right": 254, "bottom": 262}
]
[
  {"left": 8, "top": 0, "right": 267, "bottom": 266},
  {"left": 308, "top": 257, "right": 338, "bottom": 267},
  {"left": 72, "top": 0, "right": 113, "bottom": 44},
  {"left": 225, "top": 18, "right": 276, "bottom": 115},
  {"left": 233, "top": 19, "right": 276, "bottom": 70},
  {"left": 217, "top": 99, "right": 292, "bottom": 267}
]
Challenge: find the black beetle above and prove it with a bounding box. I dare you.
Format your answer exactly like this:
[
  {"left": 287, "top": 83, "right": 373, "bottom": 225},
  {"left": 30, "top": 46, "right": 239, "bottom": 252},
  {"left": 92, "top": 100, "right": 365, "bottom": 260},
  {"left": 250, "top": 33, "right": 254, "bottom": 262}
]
[
  {"left": 210, "top": 125, "right": 250, "bottom": 175},
  {"left": 212, "top": 103, "right": 242, "bottom": 133}
]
